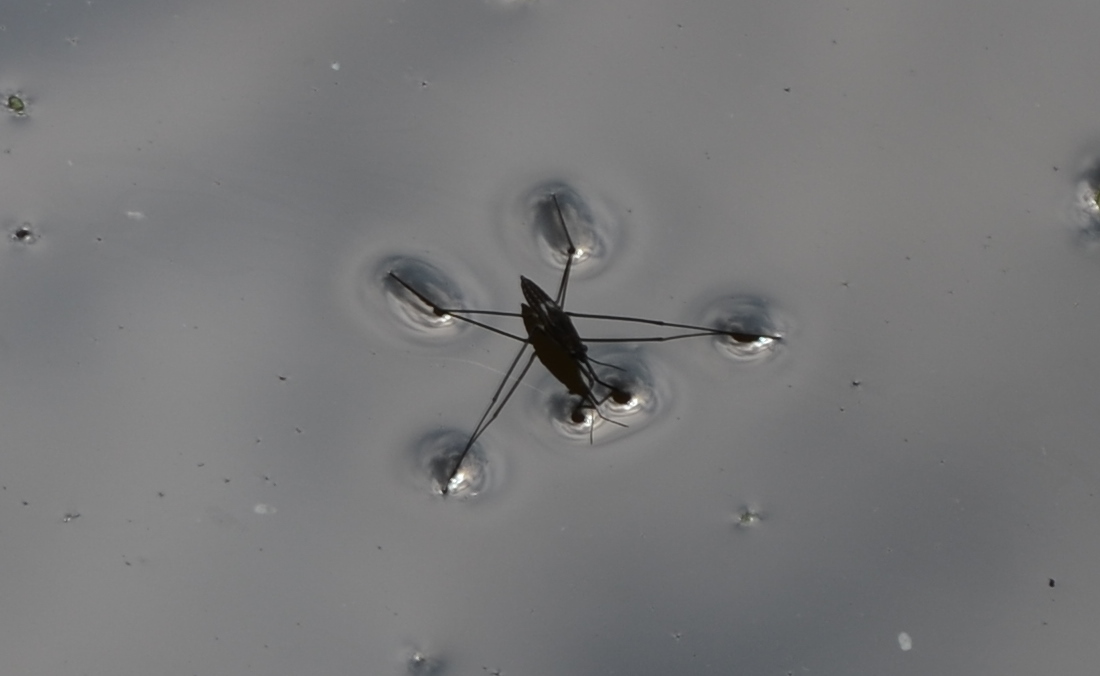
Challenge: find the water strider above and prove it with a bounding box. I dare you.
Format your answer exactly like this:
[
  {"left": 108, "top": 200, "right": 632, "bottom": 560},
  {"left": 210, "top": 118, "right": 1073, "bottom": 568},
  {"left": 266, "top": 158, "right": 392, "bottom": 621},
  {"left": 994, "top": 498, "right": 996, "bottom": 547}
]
[{"left": 388, "top": 194, "right": 781, "bottom": 495}]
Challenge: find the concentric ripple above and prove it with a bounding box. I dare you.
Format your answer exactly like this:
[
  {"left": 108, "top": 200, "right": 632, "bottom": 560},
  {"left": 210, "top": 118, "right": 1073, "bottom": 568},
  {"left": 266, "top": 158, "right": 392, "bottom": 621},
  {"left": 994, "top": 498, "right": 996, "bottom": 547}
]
[
  {"left": 519, "top": 182, "right": 620, "bottom": 277},
  {"left": 409, "top": 429, "right": 494, "bottom": 498},
  {"left": 1074, "top": 176, "right": 1100, "bottom": 241},
  {"left": 1065, "top": 148, "right": 1100, "bottom": 246},
  {"left": 538, "top": 348, "right": 662, "bottom": 443},
  {"left": 700, "top": 295, "right": 785, "bottom": 362},
  {"left": 380, "top": 257, "right": 473, "bottom": 340}
]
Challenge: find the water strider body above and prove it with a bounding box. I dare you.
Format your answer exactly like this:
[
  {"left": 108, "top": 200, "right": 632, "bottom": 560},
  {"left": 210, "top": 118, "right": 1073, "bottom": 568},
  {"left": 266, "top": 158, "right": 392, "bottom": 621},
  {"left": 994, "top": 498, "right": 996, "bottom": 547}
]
[{"left": 388, "top": 194, "right": 781, "bottom": 495}]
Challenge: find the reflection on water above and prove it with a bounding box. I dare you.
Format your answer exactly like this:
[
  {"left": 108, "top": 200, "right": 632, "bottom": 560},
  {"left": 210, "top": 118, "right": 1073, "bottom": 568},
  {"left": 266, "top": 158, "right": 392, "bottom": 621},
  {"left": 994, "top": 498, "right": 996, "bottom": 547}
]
[
  {"left": 410, "top": 429, "right": 494, "bottom": 499},
  {"left": 380, "top": 257, "right": 473, "bottom": 339},
  {"left": 1073, "top": 175, "right": 1100, "bottom": 245},
  {"left": 521, "top": 181, "right": 620, "bottom": 275},
  {"left": 540, "top": 346, "right": 662, "bottom": 444},
  {"left": 700, "top": 295, "right": 786, "bottom": 362}
]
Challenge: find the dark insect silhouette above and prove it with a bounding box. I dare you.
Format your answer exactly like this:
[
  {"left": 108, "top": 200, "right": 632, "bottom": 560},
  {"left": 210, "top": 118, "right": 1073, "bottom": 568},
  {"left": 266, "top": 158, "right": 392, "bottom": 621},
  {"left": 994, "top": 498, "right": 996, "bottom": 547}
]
[{"left": 389, "top": 194, "right": 780, "bottom": 494}]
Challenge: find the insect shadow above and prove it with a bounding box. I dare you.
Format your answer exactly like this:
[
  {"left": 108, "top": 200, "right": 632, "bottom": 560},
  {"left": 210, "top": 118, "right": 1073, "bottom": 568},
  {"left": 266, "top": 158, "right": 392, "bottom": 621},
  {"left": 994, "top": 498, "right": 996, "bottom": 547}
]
[{"left": 389, "top": 194, "right": 781, "bottom": 495}]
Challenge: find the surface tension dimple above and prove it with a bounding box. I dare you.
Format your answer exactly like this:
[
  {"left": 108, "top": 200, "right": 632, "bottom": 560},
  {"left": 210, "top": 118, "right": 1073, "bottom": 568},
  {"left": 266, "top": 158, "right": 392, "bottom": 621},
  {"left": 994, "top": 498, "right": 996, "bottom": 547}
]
[{"left": 381, "top": 257, "right": 472, "bottom": 338}]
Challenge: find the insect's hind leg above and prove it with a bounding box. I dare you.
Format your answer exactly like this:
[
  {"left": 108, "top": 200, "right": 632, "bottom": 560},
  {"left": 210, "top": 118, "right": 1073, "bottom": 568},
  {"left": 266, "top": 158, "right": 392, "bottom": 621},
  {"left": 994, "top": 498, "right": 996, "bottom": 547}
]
[{"left": 578, "top": 358, "right": 633, "bottom": 406}]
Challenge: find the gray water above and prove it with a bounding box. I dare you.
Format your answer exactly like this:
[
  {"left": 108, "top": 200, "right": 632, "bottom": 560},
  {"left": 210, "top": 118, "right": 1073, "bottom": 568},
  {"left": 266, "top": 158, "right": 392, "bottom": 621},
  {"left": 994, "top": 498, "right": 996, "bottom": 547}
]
[{"left": 3, "top": 1, "right": 1099, "bottom": 674}]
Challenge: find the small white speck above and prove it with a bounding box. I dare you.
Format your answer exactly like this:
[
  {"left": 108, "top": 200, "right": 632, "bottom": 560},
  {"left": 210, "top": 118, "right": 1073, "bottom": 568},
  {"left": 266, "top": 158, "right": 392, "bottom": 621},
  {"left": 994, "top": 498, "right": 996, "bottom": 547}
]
[
  {"left": 331, "top": 62, "right": 340, "bottom": 71},
  {"left": 254, "top": 503, "right": 275, "bottom": 515},
  {"left": 897, "top": 632, "right": 912, "bottom": 651},
  {"left": 125, "top": 211, "right": 145, "bottom": 221}
]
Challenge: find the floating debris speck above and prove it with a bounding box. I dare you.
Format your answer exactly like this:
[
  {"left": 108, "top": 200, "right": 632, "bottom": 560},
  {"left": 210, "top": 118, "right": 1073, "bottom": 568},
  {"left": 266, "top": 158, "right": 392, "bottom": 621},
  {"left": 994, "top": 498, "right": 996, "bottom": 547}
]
[
  {"left": 11, "top": 224, "right": 36, "bottom": 244},
  {"left": 735, "top": 508, "right": 763, "bottom": 527}
]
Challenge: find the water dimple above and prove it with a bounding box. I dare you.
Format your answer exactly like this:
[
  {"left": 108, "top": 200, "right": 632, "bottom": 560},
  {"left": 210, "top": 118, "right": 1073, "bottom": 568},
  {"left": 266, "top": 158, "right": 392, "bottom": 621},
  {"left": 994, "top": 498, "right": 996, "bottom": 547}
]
[
  {"left": 410, "top": 430, "right": 493, "bottom": 498},
  {"left": 540, "top": 348, "right": 660, "bottom": 443},
  {"left": 521, "top": 182, "right": 619, "bottom": 276},
  {"left": 700, "top": 295, "right": 785, "bottom": 362},
  {"left": 733, "top": 506, "right": 764, "bottom": 529},
  {"left": 380, "top": 257, "right": 472, "bottom": 340},
  {"left": 1073, "top": 175, "right": 1100, "bottom": 241},
  {"left": 405, "top": 649, "right": 443, "bottom": 675},
  {"left": 10, "top": 223, "right": 36, "bottom": 244},
  {"left": 1065, "top": 150, "right": 1100, "bottom": 247}
]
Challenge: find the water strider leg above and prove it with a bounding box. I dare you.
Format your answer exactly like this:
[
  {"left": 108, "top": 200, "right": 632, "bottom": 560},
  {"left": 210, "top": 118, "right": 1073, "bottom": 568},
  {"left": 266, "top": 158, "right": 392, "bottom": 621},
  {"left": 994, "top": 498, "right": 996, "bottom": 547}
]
[
  {"left": 387, "top": 272, "right": 528, "bottom": 342},
  {"left": 441, "top": 344, "right": 538, "bottom": 495},
  {"left": 549, "top": 193, "right": 578, "bottom": 307},
  {"left": 566, "top": 310, "right": 783, "bottom": 343}
]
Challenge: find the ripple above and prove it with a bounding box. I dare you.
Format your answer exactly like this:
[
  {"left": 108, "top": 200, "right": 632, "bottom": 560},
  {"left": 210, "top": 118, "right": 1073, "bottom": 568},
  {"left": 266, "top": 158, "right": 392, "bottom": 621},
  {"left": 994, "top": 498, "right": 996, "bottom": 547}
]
[
  {"left": 699, "top": 295, "right": 786, "bottom": 362},
  {"left": 536, "top": 347, "right": 662, "bottom": 444},
  {"left": 508, "top": 181, "right": 622, "bottom": 278},
  {"left": 404, "top": 648, "right": 443, "bottom": 675},
  {"left": 9, "top": 222, "right": 37, "bottom": 245},
  {"left": 733, "top": 506, "right": 765, "bottom": 529},
  {"left": 379, "top": 257, "right": 474, "bottom": 340},
  {"left": 1065, "top": 147, "right": 1100, "bottom": 247},
  {"left": 409, "top": 429, "right": 495, "bottom": 498},
  {"left": 1073, "top": 176, "right": 1100, "bottom": 241}
]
